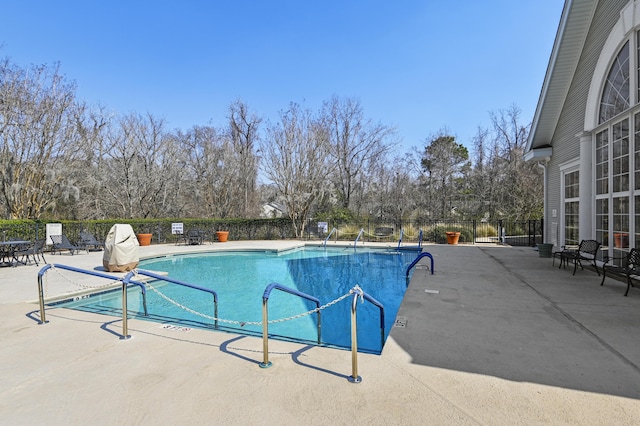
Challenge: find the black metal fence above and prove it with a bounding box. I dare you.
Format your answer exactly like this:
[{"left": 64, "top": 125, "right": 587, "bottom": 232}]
[
  {"left": 309, "top": 219, "right": 543, "bottom": 247},
  {"left": 0, "top": 218, "right": 543, "bottom": 247}
]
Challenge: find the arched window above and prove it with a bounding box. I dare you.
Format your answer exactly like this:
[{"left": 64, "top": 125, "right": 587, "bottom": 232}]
[
  {"left": 599, "top": 41, "right": 630, "bottom": 123},
  {"left": 583, "top": 1, "right": 640, "bottom": 257},
  {"left": 594, "top": 37, "right": 635, "bottom": 256}
]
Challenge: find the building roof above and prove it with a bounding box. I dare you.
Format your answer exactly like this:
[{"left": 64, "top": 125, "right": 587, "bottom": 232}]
[{"left": 525, "top": 0, "right": 598, "bottom": 159}]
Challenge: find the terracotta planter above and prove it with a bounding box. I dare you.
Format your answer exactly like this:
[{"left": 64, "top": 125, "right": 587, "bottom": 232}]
[
  {"left": 216, "top": 231, "right": 229, "bottom": 243},
  {"left": 137, "top": 233, "right": 152, "bottom": 246},
  {"left": 614, "top": 233, "right": 629, "bottom": 248},
  {"left": 445, "top": 231, "right": 460, "bottom": 245}
]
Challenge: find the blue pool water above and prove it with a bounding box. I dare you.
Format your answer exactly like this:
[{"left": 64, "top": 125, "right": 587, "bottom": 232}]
[{"left": 57, "top": 247, "right": 420, "bottom": 353}]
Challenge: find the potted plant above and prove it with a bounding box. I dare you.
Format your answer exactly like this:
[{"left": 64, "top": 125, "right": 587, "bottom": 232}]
[
  {"left": 614, "top": 233, "right": 629, "bottom": 248},
  {"left": 215, "top": 230, "right": 229, "bottom": 243},
  {"left": 136, "top": 231, "right": 153, "bottom": 246},
  {"left": 445, "top": 231, "right": 460, "bottom": 245}
]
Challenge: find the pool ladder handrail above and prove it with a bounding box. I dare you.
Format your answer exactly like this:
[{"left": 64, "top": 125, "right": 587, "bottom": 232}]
[
  {"left": 354, "top": 228, "right": 365, "bottom": 248},
  {"left": 349, "top": 286, "right": 385, "bottom": 384},
  {"left": 260, "top": 282, "right": 321, "bottom": 368},
  {"left": 323, "top": 228, "right": 337, "bottom": 247},
  {"left": 396, "top": 229, "right": 423, "bottom": 251},
  {"left": 405, "top": 252, "right": 434, "bottom": 285},
  {"left": 124, "top": 269, "right": 220, "bottom": 330},
  {"left": 37, "top": 264, "right": 148, "bottom": 339},
  {"left": 396, "top": 229, "right": 404, "bottom": 250}
]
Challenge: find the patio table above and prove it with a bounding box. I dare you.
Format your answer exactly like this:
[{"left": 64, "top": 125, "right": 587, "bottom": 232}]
[{"left": 0, "top": 240, "right": 31, "bottom": 267}]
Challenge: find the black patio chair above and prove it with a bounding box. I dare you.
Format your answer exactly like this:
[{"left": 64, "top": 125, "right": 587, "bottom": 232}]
[
  {"left": 1, "top": 238, "right": 31, "bottom": 266},
  {"left": 186, "top": 229, "right": 204, "bottom": 245},
  {"left": 15, "top": 239, "right": 47, "bottom": 266},
  {"left": 559, "top": 239, "right": 601, "bottom": 276},
  {"left": 601, "top": 247, "right": 640, "bottom": 296},
  {"left": 174, "top": 230, "right": 189, "bottom": 245}
]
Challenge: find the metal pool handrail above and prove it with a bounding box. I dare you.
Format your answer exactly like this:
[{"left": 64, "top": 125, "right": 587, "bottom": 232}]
[
  {"left": 354, "top": 228, "right": 365, "bottom": 248},
  {"left": 323, "top": 228, "right": 337, "bottom": 247},
  {"left": 124, "top": 269, "right": 220, "bottom": 330},
  {"left": 405, "top": 252, "right": 434, "bottom": 284},
  {"left": 396, "top": 229, "right": 423, "bottom": 251},
  {"left": 349, "top": 286, "right": 385, "bottom": 384},
  {"left": 396, "top": 228, "right": 404, "bottom": 249},
  {"left": 37, "top": 264, "right": 147, "bottom": 339},
  {"left": 259, "top": 282, "right": 321, "bottom": 368}
]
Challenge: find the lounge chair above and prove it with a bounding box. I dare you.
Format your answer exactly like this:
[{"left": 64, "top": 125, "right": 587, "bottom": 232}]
[
  {"left": 50, "top": 234, "right": 86, "bottom": 255},
  {"left": 15, "top": 239, "right": 47, "bottom": 266},
  {"left": 79, "top": 231, "right": 105, "bottom": 251}
]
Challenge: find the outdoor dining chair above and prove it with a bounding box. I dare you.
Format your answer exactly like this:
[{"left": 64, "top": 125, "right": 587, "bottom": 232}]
[
  {"left": 15, "top": 239, "right": 47, "bottom": 266},
  {"left": 559, "top": 239, "right": 601, "bottom": 276}
]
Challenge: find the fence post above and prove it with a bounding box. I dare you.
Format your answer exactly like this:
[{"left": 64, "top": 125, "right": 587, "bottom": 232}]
[
  {"left": 472, "top": 220, "right": 476, "bottom": 244},
  {"left": 529, "top": 220, "right": 535, "bottom": 247},
  {"left": 367, "top": 218, "right": 370, "bottom": 242}
]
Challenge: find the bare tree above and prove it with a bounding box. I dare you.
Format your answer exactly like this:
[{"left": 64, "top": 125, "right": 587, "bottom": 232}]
[
  {"left": 179, "top": 123, "right": 262, "bottom": 219},
  {"left": 488, "top": 105, "right": 542, "bottom": 219},
  {"left": 68, "top": 104, "right": 113, "bottom": 219},
  {"left": 260, "top": 103, "right": 333, "bottom": 237},
  {"left": 227, "top": 100, "right": 261, "bottom": 218},
  {"left": 466, "top": 126, "right": 494, "bottom": 219},
  {"left": 0, "top": 59, "right": 82, "bottom": 219},
  {"left": 101, "top": 112, "right": 181, "bottom": 218},
  {"left": 176, "top": 125, "right": 225, "bottom": 217},
  {"left": 322, "top": 96, "right": 396, "bottom": 211}
]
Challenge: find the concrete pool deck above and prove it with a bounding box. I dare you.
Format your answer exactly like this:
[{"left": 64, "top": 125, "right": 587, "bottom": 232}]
[{"left": 0, "top": 241, "right": 639, "bottom": 424}]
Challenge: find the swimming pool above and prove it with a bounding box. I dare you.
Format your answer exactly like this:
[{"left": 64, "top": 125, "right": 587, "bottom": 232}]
[{"left": 57, "top": 247, "right": 420, "bottom": 354}]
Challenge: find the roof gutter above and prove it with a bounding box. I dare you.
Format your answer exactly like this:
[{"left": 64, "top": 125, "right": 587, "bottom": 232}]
[
  {"left": 523, "top": 146, "right": 553, "bottom": 162},
  {"left": 526, "top": 0, "right": 583, "bottom": 153}
]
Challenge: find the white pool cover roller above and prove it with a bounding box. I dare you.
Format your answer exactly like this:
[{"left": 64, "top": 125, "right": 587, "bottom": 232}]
[{"left": 103, "top": 224, "right": 139, "bottom": 272}]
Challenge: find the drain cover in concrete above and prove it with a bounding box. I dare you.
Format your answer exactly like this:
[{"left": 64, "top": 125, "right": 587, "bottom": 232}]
[{"left": 394, "top": 316, "right": 407, "bottom": 328}]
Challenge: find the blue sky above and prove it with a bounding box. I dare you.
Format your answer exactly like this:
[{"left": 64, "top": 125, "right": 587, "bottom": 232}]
[{"left": 1, "top": 1, "right": 564, "bottom": 153}]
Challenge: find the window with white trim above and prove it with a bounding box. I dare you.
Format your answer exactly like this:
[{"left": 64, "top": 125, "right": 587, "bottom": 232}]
[
  {"left": 563, "top": 170, "right": 579, "bottom": 246},
  {"left": 600, "top": 40, "right": 630, "bottom": 123},
  {"left": 594, "top": 31, "right": 639, "bottom": 257}
]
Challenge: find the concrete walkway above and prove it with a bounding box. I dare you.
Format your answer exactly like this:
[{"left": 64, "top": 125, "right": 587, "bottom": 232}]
[{"left": 0, "top": 241, "right": 639, "bottom": 425}]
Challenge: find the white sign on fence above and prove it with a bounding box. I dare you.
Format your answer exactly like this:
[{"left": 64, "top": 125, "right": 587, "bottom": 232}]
[
  {"left": 46, "top": 223, "right": 62, "bottom": 245},
  {"left": 172, "top": 223, "right": 184, "bottom": 235}
]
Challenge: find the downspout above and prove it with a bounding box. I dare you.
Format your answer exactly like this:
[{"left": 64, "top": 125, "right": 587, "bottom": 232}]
[{"left": 538, "top": 161, "right": 548, "bottom": 244}]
